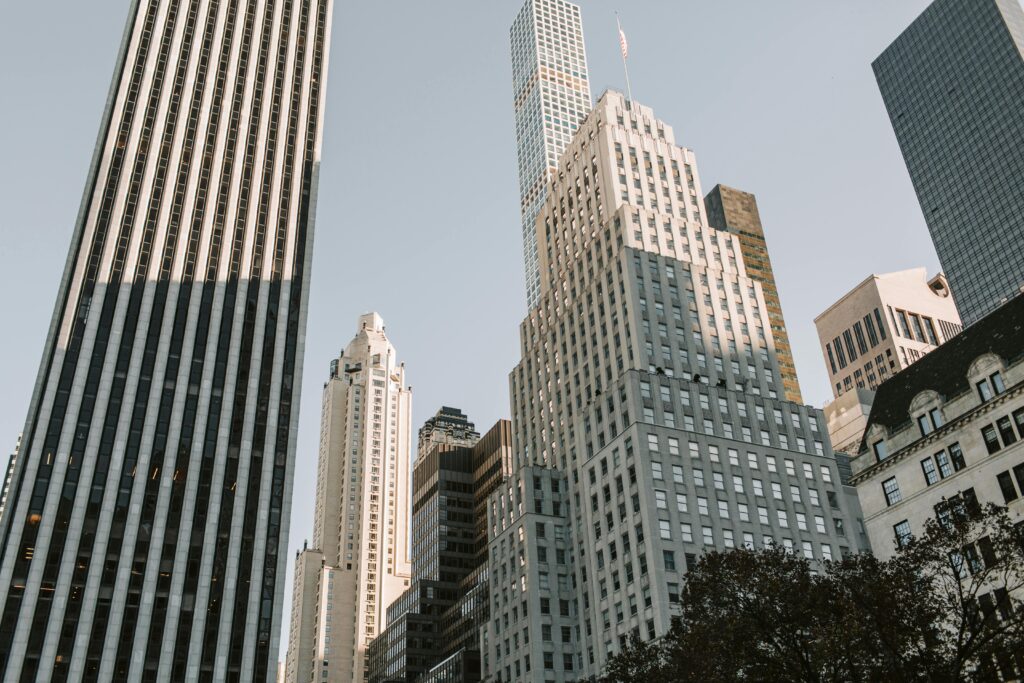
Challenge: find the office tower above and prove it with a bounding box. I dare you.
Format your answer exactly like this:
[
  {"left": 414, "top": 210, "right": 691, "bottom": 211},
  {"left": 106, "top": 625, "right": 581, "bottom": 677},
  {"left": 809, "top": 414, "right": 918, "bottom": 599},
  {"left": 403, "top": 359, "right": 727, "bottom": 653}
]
[
  {"left": 0, "top": 436, "right": 19, "bottom": 525},
  {"left": 814, "top": 269, "right": 962, "bottom": 453},
  {"left": 851, "top": 293, "right": 1024, "bottom": 562},
  {"left": 286, "top": 313, "right": 413, "bottom": 683},
  {"left": 704, "top": 185, "right": 803, "bottom": 404},
  {"left": 0, "top": 0, "right": 333, "bottom": 679},
  {"left": 873, "top": 0, "right": 1024, "bottom": 325},
  {"left": 510, "top": 0, "right": 592, "bottom": 308},
  {"left": 368, "top": 419, "right": 512, "bottom": 683},
  {"left": 486, "top": 91, "right": 871, "bottom": 682}
]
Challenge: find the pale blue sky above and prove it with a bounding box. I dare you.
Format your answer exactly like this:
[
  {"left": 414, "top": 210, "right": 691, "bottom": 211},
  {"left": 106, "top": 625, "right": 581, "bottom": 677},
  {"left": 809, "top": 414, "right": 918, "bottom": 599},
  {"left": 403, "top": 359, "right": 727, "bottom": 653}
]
[{"left": 2, "top": 0, "right": 951, "bottom": 660}]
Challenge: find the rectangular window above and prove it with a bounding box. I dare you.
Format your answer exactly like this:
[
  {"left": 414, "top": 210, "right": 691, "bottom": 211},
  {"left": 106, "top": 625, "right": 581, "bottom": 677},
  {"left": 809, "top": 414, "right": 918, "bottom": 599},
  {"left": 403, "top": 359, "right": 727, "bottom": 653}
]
[
  {"left": 882, "top": 477, "right": 901, "bottom": 506},
  {"left": 917, "top": 414, "right": 933, "bottom": 437},
  {"left": 935, "top": 450, "right": 952, "bottom": 478},
  {"left": 997, "top": 471, "right": 1018, "bottom": 504},
  {"left": 874, "top": 308, "right": 887, "bottom": 340},
  {"left": 921, "top": 458, "right": 938, "bottom": 485},
  {"left": 863, "top": 314, "right": 879, "bottom": 347},
  {"left": 982, "top": 425, "right": 1001, "bottom": 454},
  {"left": 663, "top": 549, "right": 676, "bottom": 571},
  {"left": 997, "top": 417, "right": 1017, "bottom": 446},
  {"left": 893, "top": 520, "right": 912, "bottom": 548},
  {"left": 990, "top": 372, "right": 1005, "bottom": 394},
  {"left": 977, "top": 380, "right": 993, "bottom": 402},
  {"left": 948, "top": 442, "right": 966, "bottom": 471},
  {"left": 873, "top": 440, "right": 888, "bottom": 461}
]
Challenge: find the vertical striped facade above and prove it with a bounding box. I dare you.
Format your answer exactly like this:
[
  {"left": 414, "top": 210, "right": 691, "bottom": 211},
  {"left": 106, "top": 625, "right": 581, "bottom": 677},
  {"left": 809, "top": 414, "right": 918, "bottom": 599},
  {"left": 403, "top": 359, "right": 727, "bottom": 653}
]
[
  {"left": 510, "top": 0, "right": 591, "bottom": 309},
  {"left": 0, "top": 0, "right": 332, "bottom": 680}
]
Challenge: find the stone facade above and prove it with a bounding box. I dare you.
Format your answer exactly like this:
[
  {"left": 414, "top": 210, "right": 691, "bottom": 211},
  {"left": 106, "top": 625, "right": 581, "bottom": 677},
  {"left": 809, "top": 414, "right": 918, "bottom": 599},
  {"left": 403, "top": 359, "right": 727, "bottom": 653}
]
[
  {"left": 851, "top": 294, "right": 1024, "bottom": 562},
  {"left": 486, "top": 90, "right": 871, "bottom": 682},
  {"left": 286, "top": 313, "right": 413, "bottom": 683}
]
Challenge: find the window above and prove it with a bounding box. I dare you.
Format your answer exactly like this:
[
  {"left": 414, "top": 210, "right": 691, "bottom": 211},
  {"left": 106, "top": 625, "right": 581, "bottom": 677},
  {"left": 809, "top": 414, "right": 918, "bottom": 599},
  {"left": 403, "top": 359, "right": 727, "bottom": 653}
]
[
  {"left": 771, "top": 482, "right": 783, "bottom": 500},
  {"left": 702, "top": 526, "right": 714, "bottom": 545},
  {"left": 873, "top": 440, "right": 888, "bottom": 461},
  {"left": 917, "top": 414, "right": 933, "bottom": 437},
  {"left": 697, "top": 497, "right": 709, "bottom": 515},
  {"left": 948, "top": 443, "right": 966, "bottom": 471},
  {"left": 680, "top": 523, "right": 693, "bottom": 543},
  {"left": 977, "top": 379, "right": 994, "bottom": 402},
  {"left": 659, "top": 520, "right": 672, "bottom": 539},
  {"left": 990, "top": 371, "right": 1005, "bottom": 395},
  {"left": 663, "top": 550, "right": 676, "bottom": 571},
  {"left": 934, "top": 450, "right": 952, "bottom": 478},
  {"left": 921, "top": 457, "right": 939, "bottom": 485},
  {"left": 1014, "top": 408, "right": 1024, "bottom": 439},
  {"left": 758, "top": 506, "right": 770, "bottom": 525},
  {"left": 997, "top": 471, "right": 1019, "bottom": 504},
  {"left": 997, "top": 417, "right": 1017, "bottom": 446},
  {"left": 655, "top": 490, "right": 667, "bottom": 509},
  {"left": 982, "top": 425, "right": 1001, "bottom": 454},
  {"left": 820, "top": 465, "right": 832, "bottom": 484},
  {"left": 652, "top": 462, "right": 664, "bottom": 479},
  {"left": 929, "top": 408, "right": 943, "bottom": 429},
  {"left": 765, "top": 455, "right": 777, "bottom": 473},
  {"left": 882, "top": 477, "right": 901, "bottom": 506},
  {"left": 893, "top": 520, "right": 912, "bottom": 548}
]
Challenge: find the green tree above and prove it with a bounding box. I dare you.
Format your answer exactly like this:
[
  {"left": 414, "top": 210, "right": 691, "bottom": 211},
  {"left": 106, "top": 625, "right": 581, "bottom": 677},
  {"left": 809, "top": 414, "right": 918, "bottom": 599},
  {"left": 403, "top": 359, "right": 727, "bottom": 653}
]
[{"left": 603, "top": 504, "right": 1024, "bottom": 682}]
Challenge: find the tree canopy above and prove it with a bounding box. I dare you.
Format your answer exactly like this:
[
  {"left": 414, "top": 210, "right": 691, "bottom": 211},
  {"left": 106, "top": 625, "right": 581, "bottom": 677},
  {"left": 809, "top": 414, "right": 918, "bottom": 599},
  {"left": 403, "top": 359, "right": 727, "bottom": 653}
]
[{"left": 603, "top": 504, "right": 1024, "bottom": 682}]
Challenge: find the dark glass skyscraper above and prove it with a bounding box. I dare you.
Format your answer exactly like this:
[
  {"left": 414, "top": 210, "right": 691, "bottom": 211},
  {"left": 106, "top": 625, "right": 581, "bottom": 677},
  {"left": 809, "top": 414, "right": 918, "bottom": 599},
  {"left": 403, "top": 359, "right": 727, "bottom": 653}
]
[
  {"left": 873, "top": 0, "right": 1024, "bottom": 325},
  {"left": 0, "top": 0, "right": 333, "bottom": 680}
]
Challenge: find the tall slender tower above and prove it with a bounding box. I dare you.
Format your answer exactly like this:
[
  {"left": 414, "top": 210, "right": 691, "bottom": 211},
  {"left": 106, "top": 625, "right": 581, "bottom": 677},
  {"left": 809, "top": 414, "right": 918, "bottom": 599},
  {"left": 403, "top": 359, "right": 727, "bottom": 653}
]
[
  {"left": 873, "top": 0, "right": 1024, "bottom": 325},
  {"left": 510, "top": 0, "right": 592, "bottom": 309},
  {"left": 486, "top": 92, "right": 870, "bottom": 681},
  {"left": 0, "top": 0, "right": 333, "bottom": 680},
  {"left": 286, "top": 313, "right": 412, "bottom": 683}
]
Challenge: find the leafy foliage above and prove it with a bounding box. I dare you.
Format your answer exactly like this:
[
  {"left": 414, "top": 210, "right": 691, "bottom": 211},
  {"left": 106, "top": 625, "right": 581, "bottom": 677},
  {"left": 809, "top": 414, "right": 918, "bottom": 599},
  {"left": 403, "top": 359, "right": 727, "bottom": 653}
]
[{"left": 602, "top": 504, "right": 1024, "bottom": 682}]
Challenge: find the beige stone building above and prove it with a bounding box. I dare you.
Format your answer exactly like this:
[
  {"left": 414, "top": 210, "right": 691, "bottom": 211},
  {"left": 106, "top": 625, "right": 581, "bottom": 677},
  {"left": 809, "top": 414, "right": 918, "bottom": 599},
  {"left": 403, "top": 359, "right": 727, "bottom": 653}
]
[
  {"left": 486, "top": 90, "right": 869, "bottom": 682},
  {"left": 850, "top": 294, "right": 1024, "bottom": 561},
  {"left": 285, "top": 313, "right": 412, "bottom": 682},
  {"left": 816, "top": 268, "right": 962, "bottom": 454}
]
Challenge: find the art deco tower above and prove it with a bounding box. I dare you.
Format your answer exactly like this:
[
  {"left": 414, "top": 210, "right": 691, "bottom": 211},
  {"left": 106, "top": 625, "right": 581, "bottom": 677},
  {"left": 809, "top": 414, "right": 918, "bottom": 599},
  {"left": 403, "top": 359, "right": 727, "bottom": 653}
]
[
  {"left": 486, "top": 92, "right": 870, "bottom": 681},
  {"left": 285, "top": 314, "right": 412, "bottom": 683},
  {"left": 510, "top": 0, "right": 592, "bottom": 309},
  {"left": 0, "top": 0, "right": 333, "bottom": 680}
]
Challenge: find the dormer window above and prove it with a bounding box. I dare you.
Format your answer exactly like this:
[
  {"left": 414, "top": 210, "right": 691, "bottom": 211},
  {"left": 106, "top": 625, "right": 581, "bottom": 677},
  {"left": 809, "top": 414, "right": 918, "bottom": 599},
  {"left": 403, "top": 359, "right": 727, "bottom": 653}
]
[
  {"left": 977, "top": 372, "right": 1005, "bottom": 402},
  {"left": 917, "top": 415, "right": 933, "bottom": 437},
  {"left": 873, "top": 440, "right": 889, "bottom": 462},
  {"left": 916, "top": 408, "right": 943, "bottom": 437}
]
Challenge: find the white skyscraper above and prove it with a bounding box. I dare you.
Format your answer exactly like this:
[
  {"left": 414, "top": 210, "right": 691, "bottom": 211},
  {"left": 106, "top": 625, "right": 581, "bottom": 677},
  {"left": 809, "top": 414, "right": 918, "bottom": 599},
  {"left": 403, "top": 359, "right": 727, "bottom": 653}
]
[
  {"left": 0, "top": 1, "right": 333, "bottom": 680},
  {"left": 286, "top": 313, "right": 412, "bottom": 683},
  {"left": 485, "top": 91, "right": 871, "bottom": 681},
  {"left": 510, "top": 0, "right": 592, "bottom": 308}
]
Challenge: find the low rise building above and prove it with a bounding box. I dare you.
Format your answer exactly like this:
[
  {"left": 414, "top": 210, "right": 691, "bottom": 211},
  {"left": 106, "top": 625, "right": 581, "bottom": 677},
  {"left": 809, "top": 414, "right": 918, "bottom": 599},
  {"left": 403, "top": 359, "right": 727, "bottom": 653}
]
[{"left": 851, "top": 294, "right": 1024, "bottom": 560}]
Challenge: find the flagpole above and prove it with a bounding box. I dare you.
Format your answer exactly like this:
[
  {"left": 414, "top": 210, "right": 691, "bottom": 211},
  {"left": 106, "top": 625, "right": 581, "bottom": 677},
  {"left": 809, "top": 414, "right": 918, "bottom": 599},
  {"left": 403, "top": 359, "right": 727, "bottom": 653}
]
[{"left": 616, "top": 13, "right": 634, "bottom": 107}]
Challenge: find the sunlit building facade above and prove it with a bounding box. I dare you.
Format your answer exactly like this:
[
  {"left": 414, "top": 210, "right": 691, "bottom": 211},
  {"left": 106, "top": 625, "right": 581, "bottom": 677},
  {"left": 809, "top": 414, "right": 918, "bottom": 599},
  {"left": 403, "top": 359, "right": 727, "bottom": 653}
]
[{"left": 0, "top": 0, "right": 333, "bottom": 679}]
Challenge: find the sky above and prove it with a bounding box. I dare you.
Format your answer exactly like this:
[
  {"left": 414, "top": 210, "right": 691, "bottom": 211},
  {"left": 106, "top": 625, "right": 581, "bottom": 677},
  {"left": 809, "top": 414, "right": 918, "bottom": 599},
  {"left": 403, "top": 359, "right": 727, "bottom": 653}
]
[{"left": 0, "top": 0, "right": 955, "bottom": 661}]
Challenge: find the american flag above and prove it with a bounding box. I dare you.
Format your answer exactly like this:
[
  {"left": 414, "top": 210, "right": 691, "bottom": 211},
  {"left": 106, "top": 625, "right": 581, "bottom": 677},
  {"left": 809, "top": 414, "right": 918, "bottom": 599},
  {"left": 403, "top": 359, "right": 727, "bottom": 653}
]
[{"left": 619, "top": 26, "right": 629, "bottom": 60}]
